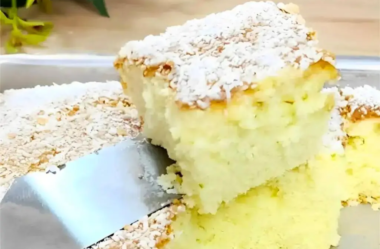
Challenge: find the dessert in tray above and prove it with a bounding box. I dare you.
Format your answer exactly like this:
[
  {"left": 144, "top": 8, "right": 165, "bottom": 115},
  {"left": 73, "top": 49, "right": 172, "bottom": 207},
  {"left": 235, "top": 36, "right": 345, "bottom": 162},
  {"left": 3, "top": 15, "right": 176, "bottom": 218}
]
[
  {"left": 2, "top": 79, "right": 379, "bottom": 249},
  {"left": 0, "top": 2, "right": 379, "bottom": 249},
  {"left": 110, "top": 1, "right": 379, "bottom": 249}
]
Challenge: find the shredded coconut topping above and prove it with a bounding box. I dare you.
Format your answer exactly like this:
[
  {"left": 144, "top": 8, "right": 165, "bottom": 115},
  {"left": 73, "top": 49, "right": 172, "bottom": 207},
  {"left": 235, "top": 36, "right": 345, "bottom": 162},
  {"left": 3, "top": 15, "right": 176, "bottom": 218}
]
[
  {"left": 318, "top": 85, "right": 380, "bottom": 154},
  {"left": 90, "top": 204, "right": 186, "bottom": 249},
  {"left": 341, "top": 85, "right": 380, "bottom": 114},
  {"left": 0, "top": 81, "right": 141, "bottom": 200},
  {"left": 118, "top": 1, "right": 334, "bottom": 108},
  {"left": 321, "top": 88, "right": 347, "bottom": 154}
]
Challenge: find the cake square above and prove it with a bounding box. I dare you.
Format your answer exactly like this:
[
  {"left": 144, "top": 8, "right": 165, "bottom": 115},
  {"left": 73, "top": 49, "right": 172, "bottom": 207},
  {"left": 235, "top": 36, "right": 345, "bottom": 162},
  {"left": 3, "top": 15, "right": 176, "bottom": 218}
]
[{"left": 115, "top": 1, "right": 339, "bottom": 214}]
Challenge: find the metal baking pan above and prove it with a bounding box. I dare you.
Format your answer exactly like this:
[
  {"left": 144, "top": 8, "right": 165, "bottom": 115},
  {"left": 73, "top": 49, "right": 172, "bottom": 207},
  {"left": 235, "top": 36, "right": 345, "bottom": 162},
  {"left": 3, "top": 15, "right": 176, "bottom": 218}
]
[{"left": 0, "top": 55, "right": 379, "bottom": 249}]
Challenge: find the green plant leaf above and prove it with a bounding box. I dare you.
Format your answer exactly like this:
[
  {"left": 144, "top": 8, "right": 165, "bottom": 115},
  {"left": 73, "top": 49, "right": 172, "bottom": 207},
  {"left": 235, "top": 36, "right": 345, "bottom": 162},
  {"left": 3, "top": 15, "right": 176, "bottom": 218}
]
[
  {"left": 6, "top": 30, "right": 23, "bottom": 54},
  {"left": 17, "top": 18, "right": 54, "bottom": 35},
  {"left": 22, "top": 33, "right": 48, "bottom": 45},
  {"left": 17, "top": 18, "right": 45, "bottom": 28},
  {"left": 10, "top": 28, "right": 48, "bottom": 45},
  {"left": 0, "top": 10, "right": 13, "bottom": 25},
  {"left": 5, "top": 29, "right": 49, "bottom": 53},
  {"left": 30, "top": 22, "right": 53, "bottom": 36},
  {"left": 25, "top": 0, "right": 35, "bottom": 8},
  {"left": 87, "top": 0, "right": 109, "bottom": 17}
]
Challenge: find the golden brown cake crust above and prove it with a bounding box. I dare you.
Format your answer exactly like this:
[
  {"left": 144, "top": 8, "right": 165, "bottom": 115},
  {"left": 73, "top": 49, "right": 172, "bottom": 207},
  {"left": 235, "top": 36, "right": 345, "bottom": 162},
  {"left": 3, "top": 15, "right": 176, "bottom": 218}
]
[
  {"left": 339, "top": 86, "right": 380, "bottom": 122},
  {"left": 345, "top": 105, "right": 380, "bottom": 122},
  {"left": 117, "top": 1, "right": 336, "bottom": 109}
]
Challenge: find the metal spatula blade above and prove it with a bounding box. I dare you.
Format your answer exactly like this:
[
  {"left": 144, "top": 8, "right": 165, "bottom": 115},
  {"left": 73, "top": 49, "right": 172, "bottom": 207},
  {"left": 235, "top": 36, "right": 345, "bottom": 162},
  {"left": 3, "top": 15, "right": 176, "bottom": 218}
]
[{"left": 0, "top": 135, "right": 178, "bottom": 249}]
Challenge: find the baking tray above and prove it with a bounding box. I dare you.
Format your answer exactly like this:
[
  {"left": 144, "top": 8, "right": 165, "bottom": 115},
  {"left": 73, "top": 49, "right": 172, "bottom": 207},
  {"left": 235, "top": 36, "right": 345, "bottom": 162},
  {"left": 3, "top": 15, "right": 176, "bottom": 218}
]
[{"left": 0, "top": 55, "right": 379, "bottom": 249}]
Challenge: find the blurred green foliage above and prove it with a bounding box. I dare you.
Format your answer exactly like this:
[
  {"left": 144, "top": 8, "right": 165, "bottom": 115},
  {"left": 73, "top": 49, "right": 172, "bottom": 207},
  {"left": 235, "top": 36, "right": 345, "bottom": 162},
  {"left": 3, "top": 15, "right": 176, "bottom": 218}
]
[{"left": 0, "top": 0, "right": 109, "bottom": 53}]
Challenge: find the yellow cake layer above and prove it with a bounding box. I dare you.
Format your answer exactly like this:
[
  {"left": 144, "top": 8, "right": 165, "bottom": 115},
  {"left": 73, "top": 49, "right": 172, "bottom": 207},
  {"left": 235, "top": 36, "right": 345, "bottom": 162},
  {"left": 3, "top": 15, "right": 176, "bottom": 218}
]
[
  {"left": 119, "top": 61, "right": 338, "bottom": 214},
  {"left": 163, "top": 154, "right": 347, "bottom": 249},
  {"left": 345, "top": 119, "right": 380, "bottom": 206}
]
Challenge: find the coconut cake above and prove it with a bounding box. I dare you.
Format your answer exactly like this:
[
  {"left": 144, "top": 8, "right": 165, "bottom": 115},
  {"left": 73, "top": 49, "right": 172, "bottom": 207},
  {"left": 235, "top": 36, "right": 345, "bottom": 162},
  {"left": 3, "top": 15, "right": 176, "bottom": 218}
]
[{"left": 115, "top": 1, "right": 339, "bottom": 214}]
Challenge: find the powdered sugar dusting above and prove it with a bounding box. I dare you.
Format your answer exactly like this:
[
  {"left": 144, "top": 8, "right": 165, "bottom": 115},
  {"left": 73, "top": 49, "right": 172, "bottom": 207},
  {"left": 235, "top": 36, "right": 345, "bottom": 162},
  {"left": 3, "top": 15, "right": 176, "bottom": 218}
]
[
  {"left": 321, "top": 88, "right": 347, "bottom": 154},
  {"left": 0, "top": 81, "right": 141, "bottom": 200},
  {"left": 321, "top": 85, "right": 380, "bottom": 154},
  {"left": 90, "top": 204, "right": 186, "bottom": 249},
  {"left": 341, "top": 85, "right": 380, "bottom": 114},
  {"left": 118, "top": 1, "right": 334, "bottom": 108}
]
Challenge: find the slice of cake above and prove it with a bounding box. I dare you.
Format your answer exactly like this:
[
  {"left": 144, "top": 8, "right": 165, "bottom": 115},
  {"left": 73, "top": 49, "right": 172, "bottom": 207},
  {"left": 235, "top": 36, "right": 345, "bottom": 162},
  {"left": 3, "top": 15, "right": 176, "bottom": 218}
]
[
  {"left": 339, "top": 85, "right": 380, "bottom": 209},
  {"left": 115, "top": 1, "right": 339, "bottom": 214},
  {"left": 91, "top": 86, "right": 380, "bottom": 249},
  {"left": 91, "top": 89, "right": 349, "bottom": 249},
  {"left": 160, "top": 89, "right": 349, "bottom": 249}
]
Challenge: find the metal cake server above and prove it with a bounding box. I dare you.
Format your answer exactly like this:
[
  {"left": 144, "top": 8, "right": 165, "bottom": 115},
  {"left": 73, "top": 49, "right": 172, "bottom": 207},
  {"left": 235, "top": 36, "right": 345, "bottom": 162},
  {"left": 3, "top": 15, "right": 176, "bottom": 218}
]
[{"left": 0, "top": 135, "right": 178, "bottom": 249}]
